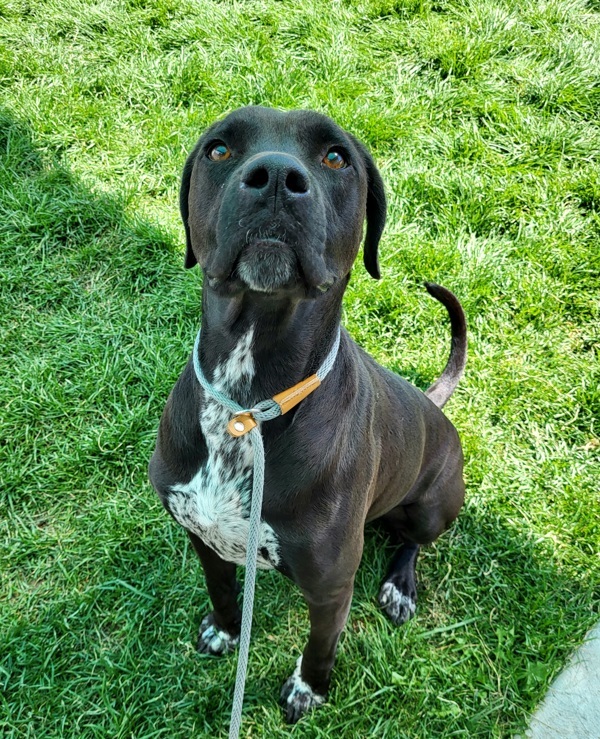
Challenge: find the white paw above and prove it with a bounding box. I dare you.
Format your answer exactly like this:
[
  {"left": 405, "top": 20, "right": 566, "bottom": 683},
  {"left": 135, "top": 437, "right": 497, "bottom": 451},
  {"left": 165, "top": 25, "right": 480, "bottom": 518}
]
[
  {"left": 280, "top": 657, "right": 325, "bottom": 724},
  {"left": 378, "top": 581, "right": 417, "bottom": 625},
  {"left": 197, "top": 615, "right": 239, "bottom": 655}
]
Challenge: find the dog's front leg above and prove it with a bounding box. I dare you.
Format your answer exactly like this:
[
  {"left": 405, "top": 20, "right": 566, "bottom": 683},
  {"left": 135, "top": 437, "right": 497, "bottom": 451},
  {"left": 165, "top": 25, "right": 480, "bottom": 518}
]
[
  {"left": 186, "top": 530, "right": 242, "bottom": 655},
  {"left": 280, "top": 581, "right": 354, "bottom": 723}
]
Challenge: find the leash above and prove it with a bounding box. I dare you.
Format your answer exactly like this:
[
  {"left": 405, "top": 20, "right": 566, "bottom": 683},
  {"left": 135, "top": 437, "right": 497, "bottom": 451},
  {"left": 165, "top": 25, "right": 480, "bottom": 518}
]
[{"left": 192, "top": 327, "right": 341, "bottom": 739}]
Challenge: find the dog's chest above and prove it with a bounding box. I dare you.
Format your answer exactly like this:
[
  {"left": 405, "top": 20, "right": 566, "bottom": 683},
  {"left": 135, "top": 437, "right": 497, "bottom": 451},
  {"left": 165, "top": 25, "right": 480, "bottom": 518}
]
[{"left": 168, "top": 328, "right": 279, "bottom": 570}]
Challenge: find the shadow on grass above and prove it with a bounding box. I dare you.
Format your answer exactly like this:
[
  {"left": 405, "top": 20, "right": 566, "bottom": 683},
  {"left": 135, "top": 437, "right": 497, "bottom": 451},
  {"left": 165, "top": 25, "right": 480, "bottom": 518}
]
[
  {"left": 0, "top": 106, "right": 183, "bottom": 305},
  {"left": 1, "top": 108, "right": 597, "bottom": 738},
  {"left": 0, "top": 104, "right": 208, "bottom": 735},
  {"left": 0, "top": 104, "right": 199, "bottom": 508},
  {"left": 355, "top": 502, "right": 598, "bottom": 736}
]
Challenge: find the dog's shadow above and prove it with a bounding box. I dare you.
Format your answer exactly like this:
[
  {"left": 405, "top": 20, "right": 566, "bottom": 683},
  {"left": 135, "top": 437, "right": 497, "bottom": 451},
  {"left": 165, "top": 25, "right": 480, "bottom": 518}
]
[{"left": 336, "top": 502, "right": 597, "bottom": 734}]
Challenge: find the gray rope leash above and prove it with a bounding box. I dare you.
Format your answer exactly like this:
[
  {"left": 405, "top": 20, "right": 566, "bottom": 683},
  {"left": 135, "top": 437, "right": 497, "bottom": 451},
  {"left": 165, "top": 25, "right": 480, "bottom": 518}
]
[{"left": 192, "top": 327, "right": 341, "bottom": 739}]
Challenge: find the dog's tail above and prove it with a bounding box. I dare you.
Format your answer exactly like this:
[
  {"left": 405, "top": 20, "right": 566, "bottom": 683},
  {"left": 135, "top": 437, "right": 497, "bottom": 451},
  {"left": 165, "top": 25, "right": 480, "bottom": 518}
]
[{"left": 423, "top": 282, "right": 467, "bottom": 409}]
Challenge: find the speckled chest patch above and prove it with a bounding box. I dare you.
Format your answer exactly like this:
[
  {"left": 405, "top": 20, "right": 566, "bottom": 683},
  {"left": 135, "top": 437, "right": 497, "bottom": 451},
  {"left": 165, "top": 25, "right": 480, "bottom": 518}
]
[{"left": 168, "top": 328, "right": 280, "bottom": 569}]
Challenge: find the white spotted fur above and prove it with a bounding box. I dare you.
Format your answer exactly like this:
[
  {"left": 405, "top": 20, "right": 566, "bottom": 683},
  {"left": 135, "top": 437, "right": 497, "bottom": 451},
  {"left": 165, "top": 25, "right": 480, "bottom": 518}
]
[
  {"left": 199, "top": 616, "right": 239, "bottom": 654},
  {"left": 378, "top": 581, "right": 416, "bottom": 622},
  {"left": 168, "top": 327, "right": 280, "bottom": 569},
  {"left": 283, "top": 656, "right": 325, "bottom": 711}
]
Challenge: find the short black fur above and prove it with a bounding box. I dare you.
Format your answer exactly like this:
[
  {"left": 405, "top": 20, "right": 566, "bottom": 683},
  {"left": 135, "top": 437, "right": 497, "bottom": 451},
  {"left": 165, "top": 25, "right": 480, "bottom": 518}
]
[{"left": 149, "top": 106, "right": 467, "bottom": 725}]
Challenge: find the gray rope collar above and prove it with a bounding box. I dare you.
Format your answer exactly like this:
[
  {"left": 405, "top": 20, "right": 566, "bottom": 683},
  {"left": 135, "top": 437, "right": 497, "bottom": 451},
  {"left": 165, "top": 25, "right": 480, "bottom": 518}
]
[{"left": 192, "top": 326, "right": 341, "bottom": 738}]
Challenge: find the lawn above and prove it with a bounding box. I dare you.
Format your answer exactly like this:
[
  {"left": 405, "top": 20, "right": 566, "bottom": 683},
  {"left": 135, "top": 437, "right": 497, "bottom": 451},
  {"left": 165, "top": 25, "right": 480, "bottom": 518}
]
[{"left": 1, "top": 0, "right": 599, "bottom": 737}]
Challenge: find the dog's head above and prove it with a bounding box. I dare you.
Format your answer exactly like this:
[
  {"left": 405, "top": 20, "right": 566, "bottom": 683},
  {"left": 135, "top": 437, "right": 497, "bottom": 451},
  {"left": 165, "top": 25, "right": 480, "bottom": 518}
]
[{"left": 180, "top": 106, "right": 386, "bottom": 296}]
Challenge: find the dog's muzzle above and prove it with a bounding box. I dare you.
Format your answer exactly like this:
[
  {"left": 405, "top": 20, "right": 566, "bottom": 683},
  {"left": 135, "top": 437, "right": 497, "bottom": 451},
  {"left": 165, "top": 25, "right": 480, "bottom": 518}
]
[{"left": 209, "top": 152, "right": 335, "bottom": 294}]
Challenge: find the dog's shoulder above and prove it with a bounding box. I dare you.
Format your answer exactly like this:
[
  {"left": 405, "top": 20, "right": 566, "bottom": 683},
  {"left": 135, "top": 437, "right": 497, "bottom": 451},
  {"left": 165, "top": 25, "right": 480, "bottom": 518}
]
[{"left": 349, "top": 340, "right": 456, "bottom": 437}]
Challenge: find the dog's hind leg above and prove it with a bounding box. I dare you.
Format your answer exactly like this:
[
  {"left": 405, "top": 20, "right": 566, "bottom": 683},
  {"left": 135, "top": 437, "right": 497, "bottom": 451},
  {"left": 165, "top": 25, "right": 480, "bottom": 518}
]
[
  {"left": 186, "top": 531, "right": 242, "bottom": 655},
  {"left": 378, "top": 465, "right": 464, "bottom": 625}
]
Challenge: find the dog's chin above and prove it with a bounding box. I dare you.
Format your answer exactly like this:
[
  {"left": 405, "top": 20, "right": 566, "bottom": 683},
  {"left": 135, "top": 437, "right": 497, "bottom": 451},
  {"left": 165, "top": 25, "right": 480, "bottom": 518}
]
[{"left": 235, "top": 242, "right": 299, "bottom": 293}]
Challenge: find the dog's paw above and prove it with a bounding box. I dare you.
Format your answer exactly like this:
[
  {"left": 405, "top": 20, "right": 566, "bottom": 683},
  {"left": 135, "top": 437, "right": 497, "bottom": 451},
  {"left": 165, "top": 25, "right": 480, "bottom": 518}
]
[
  {"left": 197, "top": 614, "right": 239, "bottom": 656},
  {"left": 378, "top": 580, "right": 417, "bottom": 625},
  {"left": 280, "top": 657, "right": 325, "bottom": 724}
]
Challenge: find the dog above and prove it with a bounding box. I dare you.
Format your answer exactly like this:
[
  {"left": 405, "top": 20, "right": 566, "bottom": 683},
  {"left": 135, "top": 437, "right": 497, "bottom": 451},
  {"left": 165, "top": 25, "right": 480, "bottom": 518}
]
[{"left": 148, "top": 106, "right": 466, "bottom": 724}]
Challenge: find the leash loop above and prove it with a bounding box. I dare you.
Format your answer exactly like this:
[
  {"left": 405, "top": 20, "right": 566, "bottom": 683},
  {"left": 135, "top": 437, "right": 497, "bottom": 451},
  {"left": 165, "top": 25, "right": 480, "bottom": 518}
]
[{"left": 192, "top": 327, "right": 341, "bottom": 738}]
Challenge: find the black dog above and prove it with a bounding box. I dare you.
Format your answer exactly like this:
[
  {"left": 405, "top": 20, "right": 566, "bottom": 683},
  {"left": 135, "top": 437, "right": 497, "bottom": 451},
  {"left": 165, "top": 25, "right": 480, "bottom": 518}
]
[{"left": 149, "top": 106, "right": 466, "bottom": 723}]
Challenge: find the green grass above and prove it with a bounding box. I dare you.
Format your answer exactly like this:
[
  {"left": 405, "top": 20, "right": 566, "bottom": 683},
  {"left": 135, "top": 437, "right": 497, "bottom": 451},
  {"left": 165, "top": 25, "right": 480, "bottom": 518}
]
[{"left": 1, "top": 0, "right": 599, "bottom": 736}]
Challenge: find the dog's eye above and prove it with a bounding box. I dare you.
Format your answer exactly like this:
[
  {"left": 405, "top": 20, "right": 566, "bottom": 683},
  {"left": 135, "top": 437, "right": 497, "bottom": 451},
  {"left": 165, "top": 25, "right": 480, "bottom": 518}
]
[
  {"left": 323, "top": 149, "right": 347, "bottom": 170},
  {"left": 208, "top": 143, "right": 231, "bottom": 161}
]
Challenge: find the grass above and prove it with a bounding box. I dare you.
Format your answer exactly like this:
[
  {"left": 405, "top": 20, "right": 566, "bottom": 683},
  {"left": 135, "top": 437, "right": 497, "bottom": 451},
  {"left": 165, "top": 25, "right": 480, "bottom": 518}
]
[{"left": 1, "top": 0, "right": 599, "bottom": 736}]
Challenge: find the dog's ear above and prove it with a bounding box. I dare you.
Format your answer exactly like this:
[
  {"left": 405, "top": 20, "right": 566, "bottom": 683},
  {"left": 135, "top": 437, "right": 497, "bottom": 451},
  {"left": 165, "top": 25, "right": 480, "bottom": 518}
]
[
  {"left": 180, "top": 143, "right": 200, "bottom": 269},
  {"left": 353, "top": 139, "right": 387, "bottom": 279},
  {"left": 362, "top": 148, "right": 386, "bottom": 279}
]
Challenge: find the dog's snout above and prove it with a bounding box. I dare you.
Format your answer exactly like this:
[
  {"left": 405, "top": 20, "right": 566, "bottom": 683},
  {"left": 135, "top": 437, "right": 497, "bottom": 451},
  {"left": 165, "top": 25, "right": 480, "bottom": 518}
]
[{"left": 241, "top": 153, "right": 310, "bottom": 198}]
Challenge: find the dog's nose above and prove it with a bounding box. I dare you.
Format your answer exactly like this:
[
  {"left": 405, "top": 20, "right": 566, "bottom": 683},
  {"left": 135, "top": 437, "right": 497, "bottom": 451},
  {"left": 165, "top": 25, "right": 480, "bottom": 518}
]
[{"left": 240, "top": 153, "right": 310, "bottom": 197}]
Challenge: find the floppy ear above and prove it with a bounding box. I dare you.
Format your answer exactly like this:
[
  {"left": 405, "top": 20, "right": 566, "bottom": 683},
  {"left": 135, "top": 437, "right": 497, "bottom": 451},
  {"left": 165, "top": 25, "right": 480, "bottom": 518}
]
[
  {"left": 179, "top": 143, "right": 201, "bottom": 269},
  {"left": 362, "top": 148, "right": 386, "bottom": 279}
]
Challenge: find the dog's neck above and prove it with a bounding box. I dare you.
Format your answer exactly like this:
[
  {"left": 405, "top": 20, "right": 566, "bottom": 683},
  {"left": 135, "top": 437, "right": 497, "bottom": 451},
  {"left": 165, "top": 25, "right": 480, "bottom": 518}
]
[{"left": 198, "top": 278, "right": 346, "bottom": 405}]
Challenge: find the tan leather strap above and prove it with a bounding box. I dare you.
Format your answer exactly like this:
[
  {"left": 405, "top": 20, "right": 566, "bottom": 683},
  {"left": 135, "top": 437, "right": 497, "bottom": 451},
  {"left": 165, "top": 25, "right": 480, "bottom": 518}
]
[{"left": 272, "top": 374, "right": 321, "bottom": 415}]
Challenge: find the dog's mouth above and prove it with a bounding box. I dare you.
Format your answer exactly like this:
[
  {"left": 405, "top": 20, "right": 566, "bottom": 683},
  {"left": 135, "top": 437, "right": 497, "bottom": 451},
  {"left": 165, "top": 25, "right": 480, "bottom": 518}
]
[
  {"left": 234, "top": 239, "right": 300, "bottom": 293},
  {"left": 205, "top": 233, "right": 335, "bottom": 296}
]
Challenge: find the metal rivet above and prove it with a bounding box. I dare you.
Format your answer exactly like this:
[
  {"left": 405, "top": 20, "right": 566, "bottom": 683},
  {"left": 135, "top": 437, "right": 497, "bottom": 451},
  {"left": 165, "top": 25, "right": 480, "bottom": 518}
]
[{"left": 234, "top": 421, "right": 245, "bottom": 432}]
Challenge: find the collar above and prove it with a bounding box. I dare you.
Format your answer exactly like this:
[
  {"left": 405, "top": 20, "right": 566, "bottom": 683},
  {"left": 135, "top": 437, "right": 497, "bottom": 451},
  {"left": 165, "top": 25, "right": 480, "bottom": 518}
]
[{"left": 192, "top": 326, "right": 341, "bottom": 437}]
